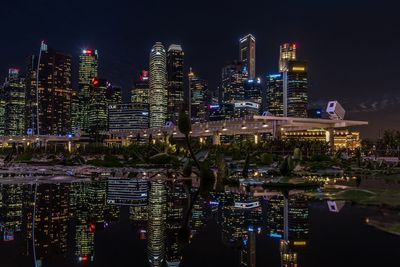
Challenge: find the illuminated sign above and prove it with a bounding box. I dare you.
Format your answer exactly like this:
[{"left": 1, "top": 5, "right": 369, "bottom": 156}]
[
  {"left": 293, "top": 241, "right": 307, "bottom": 246},
  {"left": 208, "top": 104, "right": 220, "bottom": 109}
]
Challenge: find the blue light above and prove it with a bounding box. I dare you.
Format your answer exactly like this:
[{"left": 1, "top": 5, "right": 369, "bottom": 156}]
[
  {"left": 209, "top": 201, "right": 219, "bottom": 205},
  {"left": 248, "top": 79, "right": 254, "bottom": 83},
  {"left": 248, "top": 225, "right": 254, "bottom": 232},
  {"left": 269, "top": 233, "right": 283, "bottom": 238}
]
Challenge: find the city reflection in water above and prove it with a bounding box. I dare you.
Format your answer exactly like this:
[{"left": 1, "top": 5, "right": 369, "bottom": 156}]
[{"left": 0, "top": 177, "right": 345, "bottom": 267}]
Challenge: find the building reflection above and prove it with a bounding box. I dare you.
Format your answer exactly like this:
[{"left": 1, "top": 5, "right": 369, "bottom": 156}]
[
  {"left": 147, "top": 180, "right": 167, "bottom": 267},
  {"left": 0, "top": 184, "right": 23, "bottom": 241}
]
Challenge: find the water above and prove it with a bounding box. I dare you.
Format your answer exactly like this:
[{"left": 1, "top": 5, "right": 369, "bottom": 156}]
[{"left": 0, "top": 179, "right": 398, "bottom": 267}]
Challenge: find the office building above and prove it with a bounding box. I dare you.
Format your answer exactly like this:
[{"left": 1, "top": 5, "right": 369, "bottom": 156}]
[
  {"left": 279, "top": 43, "right": 297, "bottom": 72},
  {"left": 149, "top": 42, "right": 167, "bottom": 128},
  {"left": 88, "top": 78, "right": 108, "bottom": 135},
  {"left": 189, "top": 68, "right": 208, "bottom": 123},
  {"left": 1, "top": 69, "right": 26, "bottom": 135},
  {"left": 167, "top": 44, "right": 184, "bottom": 123},
  {"left": 131, "top": 70, "right": 150, "bottom": 104},
  {"left": 108, "top": 103, "right": 149, "bottom": 131},
  {"left": 284, "top": 61, "right": 308, "bottom": 117},
  {"left": 239, "top": 34, "right": 256, "bottom": 78},
  {"left": 244, "top": 77, "right": 263, "bottom": 113},
  {"left": 222, "top": 61, "right": 246, "bottom": 104},
  {"left": 266, "top": 74, "right": 284, "bottom": 116},
  {"left": 75, "top": 49, "right": 99, "bottom": 133},
  {"left": 26, "top": 42, "right": 73, "bottom": 135}
]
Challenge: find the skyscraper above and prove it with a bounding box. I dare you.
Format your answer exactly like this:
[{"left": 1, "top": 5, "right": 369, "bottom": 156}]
[
  {"left": 26, "top": 43, "right": 73, "bottom": 135},
  {"left": 189, "top": 68, "right": 208, "bottom": 123},
  {"left": 167, "top": 44, "right": 184, "bottom": 124},
  {"left": 279, "top": 43, "right": 297, "bottom": 72},
  {"left": 244, "top": 77, "right": 264, "bottom": 113},
  {"left": 239, "top": 34, "right": 256, "bottom": 78},
  {"left": 1, "top": 69, "right": 26, "bottom": 135},
  {"left": 222, "top": 61, "right": 246, "bottom": 104},
  {"left": 266, "top": 74, "right": 284, "bottom": 116},
  {"left": 88, "top": 78, "right": 108, "bottom": 136},
  {"left": 284, "top": 61, "right": 308, "bottom": 118},
  {"left": 149, "top": 42, "right": 167, "bottom": 128},
  {"left": 76, "top": 49, "right": 99, "bottom": 133},
  {"left": 131, "top": 70, "right": 150, "bottom": 104}
]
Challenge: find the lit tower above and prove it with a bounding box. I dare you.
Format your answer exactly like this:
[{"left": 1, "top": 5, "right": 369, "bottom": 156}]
[
  {"left": 239, "top": 34, "right": 256, "bottom": 78},
  {"left": 76, "top": 49, "right": 98, "bottom": 132},
  {"left": 149, "top": 42, "right": 167, "bottom": 128},
  {"left": 167, "top": 44, "right": 184, "bottom": 124},
  {"left": 279, "top": 43, "right": 297, "bottom": 72}
]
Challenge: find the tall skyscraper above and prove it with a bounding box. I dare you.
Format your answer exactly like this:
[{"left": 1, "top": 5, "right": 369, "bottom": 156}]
[
  {"left": 222, "top": 61, "right": 246, "bottom": 104},
  {"left": 148, "top": 181, "right": 166, "bottom": 267},
  {"left": 167, "top": 44, "right": 184, "bottom": 124},
  {"left": 244, "top": 77, "right": 264, "bottom": 113},
  {"left": 1, "top": 69, "right": 26, "bottom": 135},
  {"left": 75, "top": 49, "right": 99, "bottom": 133},
  {"left": 88, "top": 78, "right": 108, "bottom": 136},
  {"left": 189, "top": 68, "right": 208, "bottom": 123},
  {"left": 279, "top": 43, "right": 297, "bottom": 72},
  {"left": 266, "top": 74, "right": 284, "bottom": 116},
  {"left": 26, "top": 43, "right": 73, "bottom": 135},
  {"left": 239, "top": 34, "right": 256, "bottom": 78},
  {"left": 131, "top": 70, "right": 150, "bottom": 104},
  {"left": 149, "top": 42, "right": 167, "bottom": 128},
  {"left": 284, "top": 61, "right": 308, "bottom": 117}
]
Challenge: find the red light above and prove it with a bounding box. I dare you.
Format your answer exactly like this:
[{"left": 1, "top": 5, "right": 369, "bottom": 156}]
[
  {"left": 293, "top": 43, "right": 297, "bottom": 49},
  {"left": 89, "top": 223, "right": 96, "bottom": 232},
  {"left": 80, "top": 256, "right": 88, "bottom": 262},
  {"left": 91, "top": 78, "right": 99, "bottom": 86}
]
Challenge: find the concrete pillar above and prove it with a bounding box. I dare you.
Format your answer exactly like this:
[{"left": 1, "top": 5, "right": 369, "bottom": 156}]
[
  {"left": 272, "top": 121, "right": 282, "bottom": 139},
  {"left": 212, "top": 132, "right": 221, "bottom": 146}
]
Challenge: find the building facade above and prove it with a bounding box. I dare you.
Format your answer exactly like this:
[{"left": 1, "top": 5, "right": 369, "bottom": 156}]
[
  {"left": 266, "top": 74, "right": 284, "bottom": 116},
  {"left": 149, "top": 42, "right": 167, "bottom": 128},
  {"left": 239, "top": 34, "right": 256, "bottom": 78},
  {"left": 279, "top": 43, "right": 297, "bottom": 72},
  {"left": 189, "top": 68, "right": 208, "bottom": 123},
  {"left": 284, "top": 61, "right": 308, "bottom": 118},
  {"left": 131, "top": 70, "right": 150, "bottom": 104},
  {"left": 1, "top": 69, "right": 26, "bottom": 135},
  {"left": 167, "top": 44, "right": 184, "bottom": 124},
  {"left": 108, "top": 103, "right": 149, "bottom": 131}
]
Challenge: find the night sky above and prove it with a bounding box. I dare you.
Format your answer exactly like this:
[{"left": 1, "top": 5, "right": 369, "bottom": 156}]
[{"left": 1, "top": 0, "right": 399, "bottom": 138}]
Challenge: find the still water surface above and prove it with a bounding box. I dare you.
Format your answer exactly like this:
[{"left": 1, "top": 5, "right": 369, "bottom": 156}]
[{"left": 0, "top": 179, "right": 398, "bottom": 267}]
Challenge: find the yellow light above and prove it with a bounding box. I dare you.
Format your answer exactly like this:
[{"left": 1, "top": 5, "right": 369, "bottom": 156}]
[
  {"left": 292, "top": 66, "right": 305, "bottom": 72},
  {"left": 293, "top": 241, "right": 307, "bottom": 246}
]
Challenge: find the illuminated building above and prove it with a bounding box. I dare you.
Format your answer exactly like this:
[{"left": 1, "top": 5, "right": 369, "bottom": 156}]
[
  {"left": 149, "top": 42, "right": 167, "bottom": 128},
  {"left": 75, "top": 49, "right": 99, "bottom": 133},
  {"left": 107, "top": 85, "right": 122, "bottom": 105},
  {"left": 279, "top": 43, "right": 297, "bottom": 72},
  {"left": 165, "top": 184, "right": 188, "bottom": 266},
  {"left": 129, "top": 205, "right": 148, "bottom": 228},
  {"left": 284, "top": 61, "right": 308, "bottom": 117},
  {"left": 283, "top": 129, "right": 361, "bottom": 149},
  {"left": 244, "top": 77, "right": 263, "bottom": 112},
  {"left": 266, "top": 74, "right": 284, "bottom": 116},
  {"left": 239, "top": 34, "right": 256, "bottom": 78},
  {"left": 108, "top": 103, "right": 149, "bottom": 131},
  {"left": 189, "top": 68, "right": 208, "bottom": 123},
  {"left": 222, "top": 61, "right": 246, "bottom": 104},
  {"left": 267, "top": 195, "right": 285, "bottom": 238},
  {"left": 167, "top": 44, "right": 184, "bottom": 123},
  {"left": 1, "top": 69, "right": 26, "bottom": 135},
  {"left": 106, "top": 178, "right": 148, "bottom": 206},
  {"left": 233, "top": 102, "right": 260, "bottom": 118},
  {"left": 288, "top": 194, "right": 309, "bottom": 242},
  {"left": 26, "top": 43, "right": 73, "bottom": 135},
  {"left": 131, "top": 70, "right": 150, "bottom": 104},
  {"left": 88, "top": 78, "right": 108, "bottom": 136},
  {"left": 148, "top": 181, "right": 167, "bottom": 267}
]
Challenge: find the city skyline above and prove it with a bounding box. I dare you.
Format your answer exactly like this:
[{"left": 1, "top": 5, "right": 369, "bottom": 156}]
[{"left": 1, "top": 1, "right": 399, "bottom": 137}]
